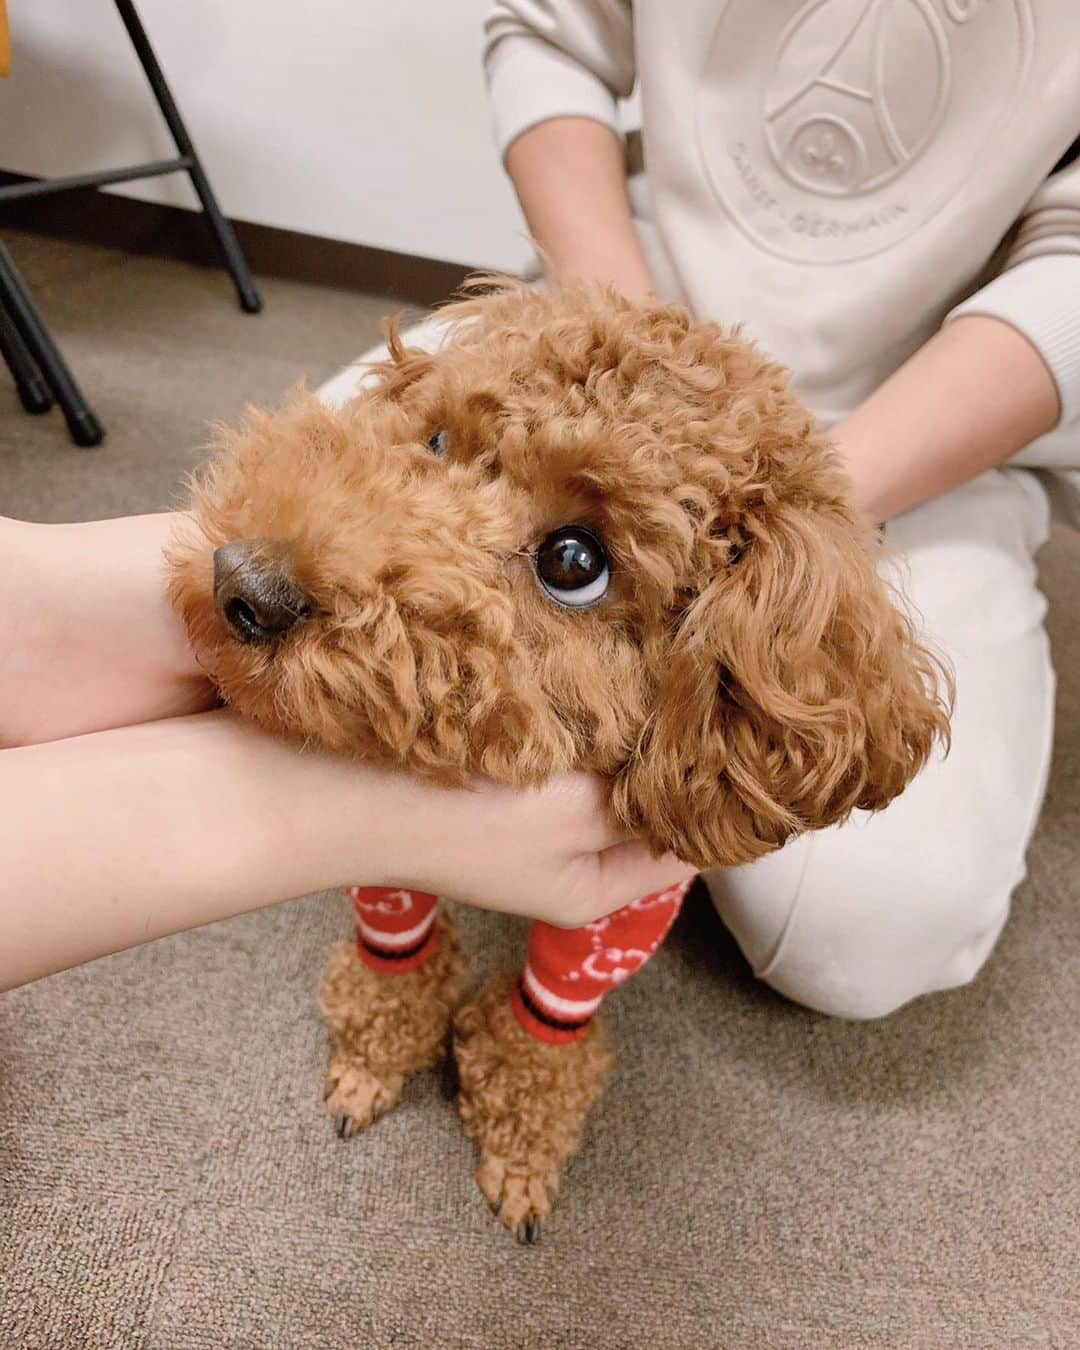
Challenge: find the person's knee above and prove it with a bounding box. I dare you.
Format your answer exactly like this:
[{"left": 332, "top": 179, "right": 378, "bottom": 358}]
[{"left": 758, "top": 856, "right": 1015, "bottom": 1021}]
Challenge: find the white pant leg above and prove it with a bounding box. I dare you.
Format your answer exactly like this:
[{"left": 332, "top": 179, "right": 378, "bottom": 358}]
[
  {"left": 315, "top": 315, "right": 453, "bottom": 410},
  {"left": 706, "top": 467, "right": 1056, "bottom": 1019}
]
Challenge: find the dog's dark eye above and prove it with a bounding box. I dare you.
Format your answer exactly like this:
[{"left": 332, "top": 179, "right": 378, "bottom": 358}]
[
  {"left": 427, "top": 429, "right": 448, "bottom": 455},
  {"left": 535, "top": 525, "right": 610, "bottom": 608}
]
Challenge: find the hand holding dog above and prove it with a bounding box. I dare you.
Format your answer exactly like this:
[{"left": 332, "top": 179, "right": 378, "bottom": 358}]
[
  {"left": 382, "top": 768, "right": 696, "bottom": 928},
  {"left": 0, "top": 513, "right": 691, "bottom": 990}
]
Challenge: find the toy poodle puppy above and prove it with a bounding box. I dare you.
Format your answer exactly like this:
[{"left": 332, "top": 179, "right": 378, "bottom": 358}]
[{"left": 168, "top": 281, "right": 948, "bottom": 1241}]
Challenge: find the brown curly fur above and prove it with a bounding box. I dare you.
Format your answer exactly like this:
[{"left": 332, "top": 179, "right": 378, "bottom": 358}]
[
  {"left": 319, "top": 910, "right": 467, "bottom": 1136},
  {"left": 454, "top": 976, "right": 612, "bottom": 1242},
  {"left": 167, "top": 280, "right": 951, "bottom": 1237}
]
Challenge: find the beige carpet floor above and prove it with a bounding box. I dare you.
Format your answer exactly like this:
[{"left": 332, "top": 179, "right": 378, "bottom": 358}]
[{"left": 1, "top": 231, "right": 1078, "bottom": 1350}]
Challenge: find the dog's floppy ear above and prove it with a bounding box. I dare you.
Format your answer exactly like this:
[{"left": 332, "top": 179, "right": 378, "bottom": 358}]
[{"left": 611, "top": 496, "right": 951, "bottom": 870}]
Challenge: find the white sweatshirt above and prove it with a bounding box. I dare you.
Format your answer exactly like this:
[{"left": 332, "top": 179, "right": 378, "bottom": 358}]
[{"left": 483, "top": 0, "right": 1080, "bottom": 437}]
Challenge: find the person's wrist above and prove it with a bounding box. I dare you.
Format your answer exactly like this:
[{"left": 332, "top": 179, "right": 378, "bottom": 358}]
[
  {"left": 374, "top": 771, "right": 507, "bottom": 903},
  {"left": 828, "top": 421, "right": 890, "bottom": 526},
  {"left": 296, "top": 746, "right": 488, "bottom": 899},
  {"left": 548, "top": 250, "right": 655, "bottom": 300},
  {"left": 155, "top": 514, "right": 219, "bottom": 683}
]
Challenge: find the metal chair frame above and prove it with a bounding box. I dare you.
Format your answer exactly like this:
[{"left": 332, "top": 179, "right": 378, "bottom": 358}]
[{"left": 0, "top": 0, "right": 261, "bottom": 446}]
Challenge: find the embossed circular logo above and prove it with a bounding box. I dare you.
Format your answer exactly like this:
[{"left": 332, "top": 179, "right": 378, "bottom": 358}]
[{"left": 696, "top": 0, "right": 1033, "bottom": 263}]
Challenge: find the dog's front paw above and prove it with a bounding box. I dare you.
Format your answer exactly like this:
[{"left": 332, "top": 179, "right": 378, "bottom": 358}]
[
  {"left": 475, "top": 1152, "right": 559, "bottom": 1244},
  {"left": 454, "top": 975, "right": 612, "bottom": 1243},
  {"left": 324, "top": 1056, "right": 403, "bottom": 1138},
  {"left": 318, "top": 911, "right": 468, "bottom": 1137}
]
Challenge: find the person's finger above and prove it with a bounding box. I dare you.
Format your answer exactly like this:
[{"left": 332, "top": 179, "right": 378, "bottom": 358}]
[
  {"left": 540, "top": 844, "right": 696, "bottom": 928},
  {"left": 594, "top": 840, "right": 697, "bottom": 915},
  {"left": 552, "top": 772, "right": 652, "bottom": 851}
]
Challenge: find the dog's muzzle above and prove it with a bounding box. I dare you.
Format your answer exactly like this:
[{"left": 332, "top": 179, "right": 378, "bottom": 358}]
[{"left": 212, "top": 538, "right": 313, "bottom": 644}]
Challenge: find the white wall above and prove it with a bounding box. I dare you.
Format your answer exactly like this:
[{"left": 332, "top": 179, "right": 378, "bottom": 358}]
[{"left": 0, "top": 0, "right": 532, "bottom": 272}]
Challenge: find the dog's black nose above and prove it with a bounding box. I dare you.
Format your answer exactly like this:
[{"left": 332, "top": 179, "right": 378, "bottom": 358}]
[{"left": 213, "top": 539, "right": 313, "bottom": 644}]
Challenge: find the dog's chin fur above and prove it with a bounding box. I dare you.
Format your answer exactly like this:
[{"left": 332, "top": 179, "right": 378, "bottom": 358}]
[{"left": 168, "top": 279, "right": 950, "bottom": 870}]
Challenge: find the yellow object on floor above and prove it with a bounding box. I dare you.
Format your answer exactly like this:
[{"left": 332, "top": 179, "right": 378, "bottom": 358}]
[{"left": 0, "top": 0, "right": 10, "bottom": 78}]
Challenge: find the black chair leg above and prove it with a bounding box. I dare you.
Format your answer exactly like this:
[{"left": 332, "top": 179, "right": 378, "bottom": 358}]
[
  {"left": 113, "top": 0, "right": 263, "bottom": 315},
  {"left": 0, "top": 243, "right": 104, "bottom": 446},
  {"left": 0, "top": 300, "right": 54, "bottom": 414}
]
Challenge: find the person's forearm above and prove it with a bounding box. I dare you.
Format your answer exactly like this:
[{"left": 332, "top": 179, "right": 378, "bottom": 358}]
[
  {"left": 831, "top": 315, "right": 1061, "bottom": 524},
  {"left": 0, "top": 710, "right": 693, "bottom": 990},
  {"left": 1, "top": 513, "right": 215, "bottom": 746},
  {"left": 0, "top": 711, "right": 389, "bottom": 989},
  {"left": 505, "top": 117, "right": 654, "bottom": 296}
]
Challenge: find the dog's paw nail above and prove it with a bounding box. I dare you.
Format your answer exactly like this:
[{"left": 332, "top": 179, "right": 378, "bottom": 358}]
[
  {"left": 334, "top": 1112, "right": 355, "bottom": 1139},
  {"left": 516, "top": 1217, "right": 541, "bottom": 1245}
]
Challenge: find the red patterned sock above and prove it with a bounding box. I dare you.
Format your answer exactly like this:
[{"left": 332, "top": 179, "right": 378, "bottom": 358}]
[
  {"left": 345, "top": 886, "right": 440, "bottom": 974},
  {"left": 510, "top": 879, "right": 692, "bottom": 1044}
]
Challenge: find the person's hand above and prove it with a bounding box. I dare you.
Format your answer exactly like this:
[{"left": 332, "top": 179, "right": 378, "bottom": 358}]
[
  {"left": 0, "top": 710, "right": 695, "bottom": 991},
  {"left": 352, "top": 766, "right": 697, "bottom": 928}
]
